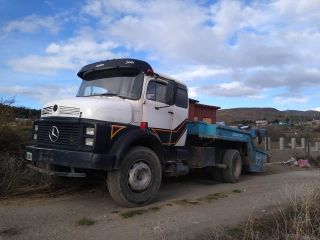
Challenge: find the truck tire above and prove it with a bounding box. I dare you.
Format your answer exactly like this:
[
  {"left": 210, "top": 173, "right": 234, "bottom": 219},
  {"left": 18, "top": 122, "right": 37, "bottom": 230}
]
[
  {"left": 107, "top": 146, "right": 162, "bottom": 207},
  {"left": 222, "top": 149, "right": 242, "bottom": 183}
]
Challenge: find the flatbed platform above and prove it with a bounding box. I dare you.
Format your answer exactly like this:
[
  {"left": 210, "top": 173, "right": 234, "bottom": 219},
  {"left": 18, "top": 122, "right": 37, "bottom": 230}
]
[{"left": 187, "top": 122, "right": 268, "bottom": 173}]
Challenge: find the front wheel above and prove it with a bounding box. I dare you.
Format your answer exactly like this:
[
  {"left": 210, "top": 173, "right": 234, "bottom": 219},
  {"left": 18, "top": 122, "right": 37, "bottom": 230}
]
[{"left": 107, "top": 146, "right": 162, "bottom": 207}]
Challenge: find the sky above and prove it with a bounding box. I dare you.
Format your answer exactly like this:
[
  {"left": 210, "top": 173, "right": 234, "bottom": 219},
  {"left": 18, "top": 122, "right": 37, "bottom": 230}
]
[{"left": 0, "top": 0, "right": 320, "bottom": 111}]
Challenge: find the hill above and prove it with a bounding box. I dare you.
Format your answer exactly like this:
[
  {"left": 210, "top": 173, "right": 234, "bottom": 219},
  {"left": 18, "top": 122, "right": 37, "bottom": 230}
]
[{"left": 217, "top": 107, "right": 320, "bottom": 124}]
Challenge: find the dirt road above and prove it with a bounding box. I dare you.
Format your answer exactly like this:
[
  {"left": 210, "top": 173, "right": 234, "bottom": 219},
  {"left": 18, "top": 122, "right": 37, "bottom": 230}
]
[{"left": 1, "top": 165, "right": 319, "bottom": 240}]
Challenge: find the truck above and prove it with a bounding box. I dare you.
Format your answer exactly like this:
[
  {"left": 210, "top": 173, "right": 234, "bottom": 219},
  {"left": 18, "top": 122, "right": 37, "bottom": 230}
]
[{"left": 25, "top": 58, "right": 268, "bottom": 207}]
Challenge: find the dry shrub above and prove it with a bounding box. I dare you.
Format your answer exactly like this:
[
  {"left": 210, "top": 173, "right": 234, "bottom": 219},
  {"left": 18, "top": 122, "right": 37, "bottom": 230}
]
[
  {"left": 275, "top": 183, "right": 320, "bottom": 239},
  {"left": 0, "top": 153, "right": 51, "bottom": 196},
  {"left": 0, "top": 98, "right": 52, "bottom": 196},
  {"left": 0, "top": 153, "right": 23, "bottom": 194},
  {"left": 215, "top": 183, "right": 320, "bottom": 240},
  {"left": 225, "top": 183, "right": 320, "bottom": 240},
  {"left": 0, "top": 126, "right": 26, "bottom": 154}
]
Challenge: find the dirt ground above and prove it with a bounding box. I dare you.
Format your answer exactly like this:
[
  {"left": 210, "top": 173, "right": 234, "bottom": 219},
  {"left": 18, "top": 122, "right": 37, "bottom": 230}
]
[{"left": 0, "top": 164, "right": 319, "bottom": 240}]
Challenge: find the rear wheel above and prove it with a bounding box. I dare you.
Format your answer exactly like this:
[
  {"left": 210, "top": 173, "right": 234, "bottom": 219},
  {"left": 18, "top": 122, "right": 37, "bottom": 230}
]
[
  {"left": 107, "top": 146, "right": 162, "bottom": 207},
  {"left": 222, "top": 149, "right": 242, "bottom": 183}
]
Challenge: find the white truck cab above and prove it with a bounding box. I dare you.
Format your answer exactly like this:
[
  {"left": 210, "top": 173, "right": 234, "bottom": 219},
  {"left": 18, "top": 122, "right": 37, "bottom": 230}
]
[{"left": 26, "top": 58, "right": 189, "bottom": 207}]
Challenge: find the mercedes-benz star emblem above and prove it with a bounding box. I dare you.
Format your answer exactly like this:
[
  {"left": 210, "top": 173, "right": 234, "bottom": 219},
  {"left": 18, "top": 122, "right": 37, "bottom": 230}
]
[{"left": 49, "top": 126, "right": 59, "bottom": 142}]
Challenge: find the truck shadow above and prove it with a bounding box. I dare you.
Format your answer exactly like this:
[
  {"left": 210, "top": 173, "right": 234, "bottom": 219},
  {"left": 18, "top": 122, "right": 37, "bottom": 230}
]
[{"left": 5, "top": 169, "right": 265, "bottom": 206}]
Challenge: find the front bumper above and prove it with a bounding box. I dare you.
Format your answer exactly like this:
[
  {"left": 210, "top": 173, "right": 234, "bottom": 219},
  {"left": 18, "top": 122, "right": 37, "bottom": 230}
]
[{"left": 25, "top": 145, "right": 115, "bottom": 171}]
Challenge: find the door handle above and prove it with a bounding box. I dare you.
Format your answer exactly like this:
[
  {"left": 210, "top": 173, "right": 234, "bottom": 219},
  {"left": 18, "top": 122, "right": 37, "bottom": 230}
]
[{"left": 168, "top": 111, "right": 174, "bottom": 115}]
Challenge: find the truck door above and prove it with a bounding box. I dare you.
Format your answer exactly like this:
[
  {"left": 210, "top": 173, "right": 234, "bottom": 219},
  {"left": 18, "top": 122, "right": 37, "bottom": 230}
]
[
  {"left": 143, "top": 80, "right": 173, "bottom": 145},
  {"left": 171, "top": 86, "right": 188, "bottom": 146}
]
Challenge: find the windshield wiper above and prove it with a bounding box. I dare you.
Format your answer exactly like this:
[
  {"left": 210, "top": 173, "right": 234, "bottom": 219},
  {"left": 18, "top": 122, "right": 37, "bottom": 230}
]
[
  {"left": 81, "top": 92, "right": 127, "bottom": 99},
  {"left": 101, "top": 93, "right": 127, "bottom": 99},
  {"left": 87, "top": 93, "right": 127, "bottom": 99},
  {"left": 99, "top": 93, "right": 119, "bottom": 97}
]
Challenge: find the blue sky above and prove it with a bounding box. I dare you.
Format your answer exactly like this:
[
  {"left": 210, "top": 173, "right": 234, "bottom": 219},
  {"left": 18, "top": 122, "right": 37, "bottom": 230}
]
[{"left": 1, "top": 0, "right": 320, "bottom": 111}]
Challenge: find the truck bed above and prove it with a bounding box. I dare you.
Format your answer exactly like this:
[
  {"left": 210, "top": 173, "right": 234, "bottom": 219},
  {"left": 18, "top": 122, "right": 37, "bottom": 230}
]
[{"left": 187, "top": 121, "right": 268, "bottom": 173}]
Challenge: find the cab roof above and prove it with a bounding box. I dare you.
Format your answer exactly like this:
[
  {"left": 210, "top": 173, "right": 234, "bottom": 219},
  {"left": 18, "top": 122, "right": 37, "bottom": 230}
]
[
  {"left": 77, "top": 58, "right": 187, "bottom": 89},
  {"left": 77, "top": 58, "right": 153, "bottom": 79}
]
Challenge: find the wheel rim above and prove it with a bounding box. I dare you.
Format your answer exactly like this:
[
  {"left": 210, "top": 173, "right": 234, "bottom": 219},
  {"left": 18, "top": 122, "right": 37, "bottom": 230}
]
[{"left": 128, "top": 161, "right": 152, "bottom": 192}]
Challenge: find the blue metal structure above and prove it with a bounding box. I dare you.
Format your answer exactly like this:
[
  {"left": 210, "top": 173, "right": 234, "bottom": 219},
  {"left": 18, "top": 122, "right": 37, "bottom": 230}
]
[{"left": 187, "top": 122, "right": 268, "bottom": 173}]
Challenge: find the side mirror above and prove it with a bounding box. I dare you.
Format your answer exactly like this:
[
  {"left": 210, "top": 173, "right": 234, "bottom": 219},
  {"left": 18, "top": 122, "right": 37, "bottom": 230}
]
[{"left": 165, "top": 81, "right": 175, "bottom": 105}]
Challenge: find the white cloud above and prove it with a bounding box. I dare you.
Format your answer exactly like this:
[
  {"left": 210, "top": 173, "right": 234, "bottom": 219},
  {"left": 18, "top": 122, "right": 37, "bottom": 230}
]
[
  {"left": 79, "top": 0, "right": 320, "bottom": 71},
  {"left": 274, "top": 96, "right": 308, "bottom": 105},
  {"left": 199, "top": 81, "right": 260, "bottom": 98},
  {"left": 188, "top": 87, "right": 198, "bottom": 98},
  {"left": 245, "top": 68, "right": 320, "bottom": 90},
  {"left": 210, "top": 1, "right": 244, "bottom": 40},
  {"left": 9, "top": 36, "right": 119, "bottom": 74},
  {"left": 171, "top": 66, "right": 231, "bottom": 82},
  {"left": 0, "top": 85, "right": 78, "bottom": 104},
  {"left": 272, "top": 0, "right": 320, "bottom": 16},
  {"left": 2, "top": 14, "right": 61, "bottom": 34},
  {"left": 9, "top": 55, "right": 73, "bottom": 74}
]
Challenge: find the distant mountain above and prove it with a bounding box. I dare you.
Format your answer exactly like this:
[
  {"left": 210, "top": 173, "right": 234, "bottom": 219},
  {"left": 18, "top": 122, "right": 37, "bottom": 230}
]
[{"left": 217, "top": 108, "right": 320, "bottom": 124}]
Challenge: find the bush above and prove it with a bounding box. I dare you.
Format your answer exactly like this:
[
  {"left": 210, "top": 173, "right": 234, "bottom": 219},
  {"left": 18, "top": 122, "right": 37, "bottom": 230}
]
[
  {"left": 0, "top": 153, "right": 51, "bottom": 196},
  {"left": 0, "top": 153, "right": 23, "bottom": 195},
  {"left": 0, "top": 98, "right": 51, "bottom": 196},
  {"left": 223, "top": 183, "right": 320, "bottom": 240},
  {"left": 0, "top": 126, "right": 26, "bottom": 154}
]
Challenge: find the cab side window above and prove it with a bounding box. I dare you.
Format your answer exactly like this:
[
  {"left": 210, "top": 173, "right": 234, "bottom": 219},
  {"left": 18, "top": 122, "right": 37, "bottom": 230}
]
[
  {"left": 175, "top": 88, "right": 188, "bottom": 108},
  {"left": 146, "top": 80, "right": 167, "bottom": 104}
]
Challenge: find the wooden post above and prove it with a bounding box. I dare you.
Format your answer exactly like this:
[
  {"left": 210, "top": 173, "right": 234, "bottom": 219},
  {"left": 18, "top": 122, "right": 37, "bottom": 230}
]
[
  {"left": 291, "top": 138, "right": 296, "bottom": 149},
  {"left": 279, "top": 137, "right": 285, "bottom": 150}
]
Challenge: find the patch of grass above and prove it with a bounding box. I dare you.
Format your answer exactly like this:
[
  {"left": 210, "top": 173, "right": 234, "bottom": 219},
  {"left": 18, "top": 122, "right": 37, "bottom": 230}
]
[
  {"left": 77, "top": 217, "right": 95, "bottom": 226},
  {"left": 121, "top": 206, "right": 161, "bottom": 218},
  {"left": 225, "top": 224, "right": 245, "bottom": 239},
  {"left": 232, "top": 189, "right": 242, "bottom": 193},
  {"left": 149, "top": 206, "right": 161, "bottom": 211},
  {"left": 174, "top": 199, "right": 200, "bottom": 206},
  {"left": 204, "top": 192, "right": 229, "bottom": 202},
  {"left": 121, "top": 209, "right": 147, "bottom": 218},
  {"left": 0, "top": 227, "right": 21, "bottom": 236}
]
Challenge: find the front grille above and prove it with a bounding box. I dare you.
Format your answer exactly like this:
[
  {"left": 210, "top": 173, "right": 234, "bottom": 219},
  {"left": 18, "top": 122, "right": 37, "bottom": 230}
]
[
  {"left": 42, "top": 106, "right": 53, "bottom": 115},
  {"left": 58, "top": 106, "right": 80, "bottom": 116},
  {"left": 36, "top": 121, "right": 80, "bottom": 147}
]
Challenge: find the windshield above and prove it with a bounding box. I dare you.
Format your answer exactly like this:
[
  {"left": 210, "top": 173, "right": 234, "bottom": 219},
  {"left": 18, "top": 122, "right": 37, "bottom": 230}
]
[{"left": 76, "top": 71, "right": 144, "bottom": 100}]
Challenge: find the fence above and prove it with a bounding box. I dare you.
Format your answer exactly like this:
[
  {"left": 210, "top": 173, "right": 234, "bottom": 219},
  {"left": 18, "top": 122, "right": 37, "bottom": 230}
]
[{"left": 266, "top": 137, "right": 320, "bottom": 162}]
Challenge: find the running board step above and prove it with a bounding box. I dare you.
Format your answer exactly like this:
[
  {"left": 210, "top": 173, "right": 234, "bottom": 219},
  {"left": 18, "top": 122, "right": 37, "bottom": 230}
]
[{"left": 27, "top": 164, "right": 87, "bottom": 178}]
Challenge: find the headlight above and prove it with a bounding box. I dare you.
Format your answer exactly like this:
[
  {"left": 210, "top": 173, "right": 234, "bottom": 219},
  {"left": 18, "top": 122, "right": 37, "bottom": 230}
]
[
  {"left": 86, "top": 127, "right": 95, "bottom": 135},
  {"left": 85, "top": 138, "right": 94, "bottom": 146},
  {"left": 33, "top": 134, "right": 37, "bottom": 140},
  {"left": 34, "top": 125, "right": 38, "bottom": 131}
]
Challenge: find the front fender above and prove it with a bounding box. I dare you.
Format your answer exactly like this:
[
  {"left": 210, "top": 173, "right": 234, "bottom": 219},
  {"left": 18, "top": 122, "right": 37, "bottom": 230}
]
[{"left": 110, "top": 129, "right": 165, "bottom": 169}]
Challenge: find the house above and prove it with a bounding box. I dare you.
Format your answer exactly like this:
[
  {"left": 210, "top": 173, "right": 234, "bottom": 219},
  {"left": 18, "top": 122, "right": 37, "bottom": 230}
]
[{"left": 188, "top": 99, "right": 220, "bottom": 124}]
